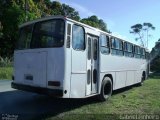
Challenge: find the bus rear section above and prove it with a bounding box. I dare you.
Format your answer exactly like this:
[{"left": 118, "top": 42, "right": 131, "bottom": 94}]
[{"left": 12, "top": 18, "right": 65, "bottom": 97}]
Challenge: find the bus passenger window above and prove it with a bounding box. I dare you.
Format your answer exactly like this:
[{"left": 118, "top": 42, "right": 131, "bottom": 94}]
[
  {"left": 111, "top": 38, "right": 123, "bottom": 56},
  {"left": 100, "top": 34, "right": 110, "bottom": 54},
  {"left": 72, "top": 25, "right": 85, "bottom": 50},
  {"left": 141, "top": 48, "right": 145, "bottom": 59},
  {"left": 124, "top": 42, "right": 134, "bottom": 57},
  {"left": 66, "top": 23, "right": 71, "bottom": 48},
  {"left": 134, "top": 46, "right": 141, "bottom": 58}
]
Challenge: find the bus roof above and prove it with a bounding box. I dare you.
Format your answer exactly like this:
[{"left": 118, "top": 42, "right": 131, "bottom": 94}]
[{"left": 19, "top": 15, "right": 65, "bottom": 28}]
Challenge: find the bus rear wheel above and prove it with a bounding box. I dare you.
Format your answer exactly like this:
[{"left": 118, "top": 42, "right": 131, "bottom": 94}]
[
  {"left": 139, "top": 72, "right": 146, "bottom": 86},
  {"left": 98, "top": 77, "right": 112, "bottom": 101}
]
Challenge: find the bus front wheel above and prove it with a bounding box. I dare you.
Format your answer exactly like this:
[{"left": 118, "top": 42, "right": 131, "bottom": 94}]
[{"left": 98, "top": 77, "right": 112, "bottom": 101}]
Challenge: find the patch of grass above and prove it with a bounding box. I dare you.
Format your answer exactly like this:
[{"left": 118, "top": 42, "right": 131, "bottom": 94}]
[
  {"left": 149, "top": 72, "right": 160, "bottom": 79},
  {"left": 47, "top": 78, "right": 160, "bottom": 120},
  {"left": 0, "top": 67, "right": 13, "bottom": 80},
  {"left": 0, "top": 56, "right": 13, "bottom": 67},
  {"left": 149, "top": 75, "right": 160, "bottom": 79}
]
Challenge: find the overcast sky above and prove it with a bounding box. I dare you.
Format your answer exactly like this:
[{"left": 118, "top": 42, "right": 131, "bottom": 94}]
[{"left": 54, "top": 0, "right": 160, "bottom": 50}]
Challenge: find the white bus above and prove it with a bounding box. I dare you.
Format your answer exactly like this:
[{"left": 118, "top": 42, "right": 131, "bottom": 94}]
[{"left": 11, "top": 16, "right": 148, "bottom": 101}]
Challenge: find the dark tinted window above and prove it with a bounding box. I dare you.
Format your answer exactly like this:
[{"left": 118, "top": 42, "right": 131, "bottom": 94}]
[
  {"left": 88, "top": 37, "right": 91, "bottom": 60},
  {"left": 72, "top": 25, "right": 85, "bottom": 50},
  {"left": 141, "top": 48, "right": 145, "bottom": 59},
  {"left": 67, "top": 23, "right": 71, "bottom": 35},
  {"left": 111, "top": 38, "right": 123, "bottom": 56},
  {"left": 87, "top": 70, "right": 91, "bottom": 84},
  {"left": 124, "top": 42, "right": 133, "bottom": 52},
  {"left": 17, "top": 24, "right": 33, "bottom": 49},
  {"left": 145, "top": 52, "right": 150, "bottom": 60},
  {"left": 112, "top": 38, "right": 123, "bottom": 50},
  {"left": 100, "top": 34, "right": 110, "bottom": 54},
  {"left": 66, "top": 23, "right": 71, "bottom": 48},
  {"left": 93, "top": 69, "right": 97, "bottom": 83},
  {"left": 93, "top": 39, "right": 98, "bottom": 60},
  {"left": 124, "top": 42, "right": 134, "bottom": 57},
  {"left": 31, "top": 19, "right": 65, "bottom": 48},
  {"left": 134, "top": 46, "right": 141, "bottom": 58}
]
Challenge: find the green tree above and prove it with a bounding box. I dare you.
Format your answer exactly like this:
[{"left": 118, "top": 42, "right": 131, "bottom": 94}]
[
  {"left": 130, "top": 24, "right": 144, "bottom": 46},
  {"left": 99, "top": 19, "right": 108, "bottom": 32},
  {"left": 0, "top": 0, "right": 81, "bottom": 57},
  {"left": 0, "top": 0, "right": 109, "bottom": 58},
  {"left": 150, "top": 56, "right": 160, "bottom": 72},
  {"left": 62, "top": 4, "right": 80, "bottom": 21},
  {"left": 89, "top": 15, "right": 99, "bottom": 23},
  {"left": 0, "top": 22, "right": 3, "bottom": 38},
  {"left": 0, "top": 0, "right": 41, "bottom": 57},
  {"left": 143, "top": 23, "right": 155, "bottom": 47},
  {"left": 50, "top": 1, "right": 62, "bottom": 15},
  {"left": 130, "top": 23, "right": 155, "bottom": 47},
  {"left": 0, "top": 1, "right": 25, "bottom": 57},
  {"left": 81, "top": 15, "right": 108, "bottom": 32},
  {"left": 81, "top": 18, "right": 98, "bottom": 28}
]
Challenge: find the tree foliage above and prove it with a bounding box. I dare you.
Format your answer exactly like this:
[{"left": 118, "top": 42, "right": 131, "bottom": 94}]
[
  {"left": 81, "top": 15, "right": 108, "bottom": 32},
  {"left": 61, "top": 4, "right": 80, "bottom": 21},
  {"left": 150, "top": 38, "right": 160, "bottom": 73},
  {"left": 150, "top": 56, "right": 160, "bottom": 73},
  {"left": 0, "top": 0, "right": 40, "bottom": 57},
  {"left": 0, "top": 0, "right": 108, "bottom": 58},
  {"left": 130, "top": 23, "right": 155, "bottom": 47}
]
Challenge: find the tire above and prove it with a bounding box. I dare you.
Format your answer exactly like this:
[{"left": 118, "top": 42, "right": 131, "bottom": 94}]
[
  {"left": 139, "top": 72, "right": 146, "bottom": 86},
  {"left": 98, "top": 77, "right": 112, "bottom": 101}
]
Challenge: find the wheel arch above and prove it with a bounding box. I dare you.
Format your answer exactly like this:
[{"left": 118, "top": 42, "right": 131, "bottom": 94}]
[
  {"left": 142, "top": 71, "right": 146, "bottom": 80},
  {"left": 98, "top": 74, "right": 113, "bottom": 101},
  {"left": 102, "top": 74, "right": 113, "bottom": 90}
]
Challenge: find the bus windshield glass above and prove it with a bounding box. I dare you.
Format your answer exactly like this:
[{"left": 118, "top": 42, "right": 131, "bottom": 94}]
[{"left": 17, "top": 19, "right": 65, "bottom": 49}]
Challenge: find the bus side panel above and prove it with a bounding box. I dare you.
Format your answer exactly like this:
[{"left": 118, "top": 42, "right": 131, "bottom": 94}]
[
  {"left": 126, "top": 71, "right": 135, "bottom": 86},
  {"left": 134, "top": 59, "right": 146, "bottom": 84},
  {"left": 135, "top": 70, "right": 141, "bottom": 83},
  {"left": 70, "top": 50, "right": 86, "bottom": 98},
  {"left": 115, "top": 71, "right": 126, "bottom": 89},
  {"left": 100, "top": 53, "right": 147, "bottom": 90},
  {"left": 100, "top": 55, "right": 127, "bottom": 90},
  {"left": 63, "top": 47, "right": 72, "bottom": 98},
  {"left": 61, "top": 21, "right": 72, "bottom": 98},
  {"left": 70, "top": 74, "right": 86, "bottom": 98}
]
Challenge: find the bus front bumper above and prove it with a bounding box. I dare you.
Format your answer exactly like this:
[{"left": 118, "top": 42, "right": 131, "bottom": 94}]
[{"left": 11, "top": 82, "right": 63, "bottom": 97}]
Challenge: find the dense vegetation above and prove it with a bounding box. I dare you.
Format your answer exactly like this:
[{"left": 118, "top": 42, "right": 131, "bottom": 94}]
[
  {"left": 0, "top": 57, "right": 13, "bottom": 79},
  {"left": 0, "top": 67, "right": 13, "bottom": 79},
  {"left": 150, "top": 56, "right": 160, "bottom": 73},
  {"left": 150, "top": 39, "right": 160, "bottom": 73},
  {"left": 0, "top": 0, "right": 108, "bottom": 58}
]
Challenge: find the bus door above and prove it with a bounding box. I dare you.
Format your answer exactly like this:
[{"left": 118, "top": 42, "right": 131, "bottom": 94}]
[{"left": 86, "top": 35, "right": 99, "bottom": 95}]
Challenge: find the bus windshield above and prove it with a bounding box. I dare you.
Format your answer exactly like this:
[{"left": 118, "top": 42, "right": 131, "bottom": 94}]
[{"left": 17, "top": 19, "right": 65, "bottom": 49}]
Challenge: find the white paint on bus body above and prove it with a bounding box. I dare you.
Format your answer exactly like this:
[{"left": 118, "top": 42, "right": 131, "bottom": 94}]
[{"left": 13, "top": 16, "right": 148, "bottom": 98}]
